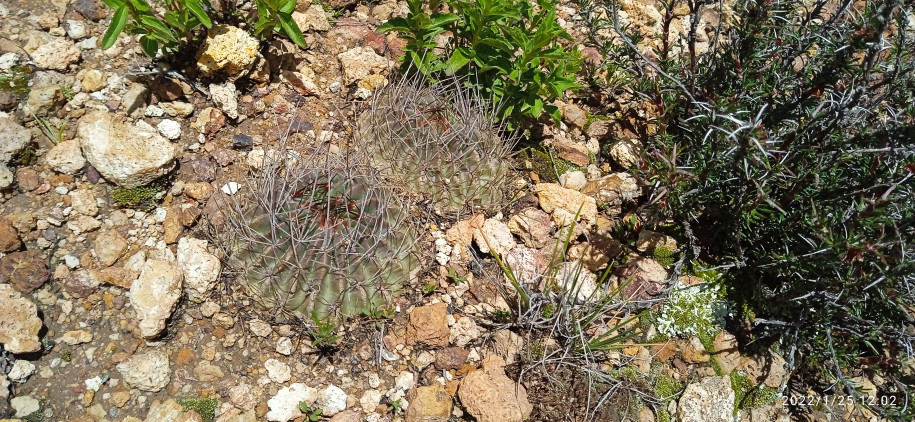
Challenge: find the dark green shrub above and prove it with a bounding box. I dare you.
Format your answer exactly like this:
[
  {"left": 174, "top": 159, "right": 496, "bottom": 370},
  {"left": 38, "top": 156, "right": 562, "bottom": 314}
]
[
  {"left": 585, "top": 0, "right": 915, "bottom": 417},
  {"left": 379, "top": 0, "right": 582, "bottom": 128},
  {"left": 100, "top": 0, "right": 305, "bottom": 57}
]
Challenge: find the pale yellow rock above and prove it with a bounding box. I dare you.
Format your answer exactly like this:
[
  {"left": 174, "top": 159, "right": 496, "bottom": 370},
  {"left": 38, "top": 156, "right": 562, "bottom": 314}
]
[
  {"left": 534, "top": 183, "right": 598, "bottom": 225},
  {"left": 197, "top": 25, "right": 260, "bottom": 78},
  {"left": 0, "top": 284, "right": 43, "bottom": 354}
]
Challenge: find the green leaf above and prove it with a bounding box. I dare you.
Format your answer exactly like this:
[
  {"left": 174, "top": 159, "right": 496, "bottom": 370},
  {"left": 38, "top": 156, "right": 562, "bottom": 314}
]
[
  {"left": 278, "top": 12, "right": 307, "bottom": 48},
  {"left": 100, "top": 0, "right": 127, "bottom": 8},
  {"left": 377, "top": 18, "right": 410, "bottom": 33},
  {"left": 138, "top": 35, "right": 159, "bottom": 57},
  {"left": 139, "top": 15, "right": 179, "bottom": 42},
  {"left": 279, "top": 0, "right": 297, "bottom": 14},
  {"left": 101, "top": 6, "right": 128, "bottom": 50},
  {"left": 184, "top": 0, "right": 212, "bottom": 28},
  {"left": 429, "top": 13, "right": 460, "bottom": 28},
  {"left": 444, "top": 48, "right": 472, "bottom": 74},
  {"left": 127, "top": 0, "right": 151, "bottom": 12}
]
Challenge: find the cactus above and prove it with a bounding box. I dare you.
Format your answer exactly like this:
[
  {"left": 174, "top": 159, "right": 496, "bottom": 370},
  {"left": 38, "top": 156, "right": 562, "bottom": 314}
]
[
  {"left": 355, "top": 75, "right": 516, "bottom": 213},
  {"left": 222, "top": 147, "right": 419, "bottom": 322}
]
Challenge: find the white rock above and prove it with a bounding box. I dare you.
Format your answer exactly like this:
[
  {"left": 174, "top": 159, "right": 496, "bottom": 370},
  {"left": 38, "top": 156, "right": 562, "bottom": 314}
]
[
  {"left": 84, "top": 375, "right": 106, "bottom": 392},
  {"left": 70, "top": 188, "right": 99, "bottom": 216},
  {"left": 176, "top": 237, "right": 221, "bottom": 301},
  {"left": 0, "top": 165, "right": 11, "bottom": 189},
  {"left": 360, "top": 389, "right": 383, "bottom": 412},
  {"left": 11, "top": 395, "right": 41, "bottom": 418},
  {"left": 78, "top": 110, "right": 177, "bottom": 188},
  {"left": 317, "top": 384, "right": 348, "bottom": 416},
  {"left": 473, "top": 218, "right": 515, "bottom": 256},
  {"left": 116, "top": 349, "right": 171, "bottom": 392},
  {"left": 450, "top": 317, "right": 483, "bottom": 347},
  {"left": 677, "top": 376, "right": 735, "bottom": 422},
  {"left": 0, "top": 117, "right": 32, "bottom": 165},
  {"left": 145, "top": 104, "right": 165, "bottom": 117},
  {"left": 7, "top": 360, "right": 36, "bottom": 383},
  {"left": 267, "top": 383, "right": 317, "bottom": 422},
  {"left": 0, "top": 52, "right": 18, "bottom": 71},
  {"left": 558, "top": 170, "right": 587, "bottom": 190},
  {"left": 210, "top": 81, "right": 240, "bottom": 120},
  {"left": 609, "top": 138, "right": 642, "bottom": 169},
  {"left": 130, "top": 259, "right": 183, "bottom": 339},
  {"left": 222, "top": 181, "right": 240, "bottom": 195},
  {"left": 265, "top": 358, "right": 291, "bottom": 384},
  {"left": 248, "top": 319, "right": 272, "bottom": 337},
  {"left": 395, "top": 371, "right": 415, "bottom": 391},
  {"left": 64, "top": 19, "right": 88, "bottom": 39},
  {"left": 45, "top": 139, "right": 87, "bottom": 174},
  {"left": 276, "top": 337, "right": 293, "bottom": 356}
]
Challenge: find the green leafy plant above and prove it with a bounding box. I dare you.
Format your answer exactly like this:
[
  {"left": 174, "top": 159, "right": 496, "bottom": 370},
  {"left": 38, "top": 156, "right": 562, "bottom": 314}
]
[
  {"left": 379, "top": 0, "right": 582, "bottom": 127},
  {"left": 100, "top": 0, "right": 305, "bottom": 57},
  {"left": 101, "top": 0, "right": 213, "bottom": 56},
  {"left": 389, "top": 398, "right": 404, "bottom": 413},
  {"left": 297, "top": 401, "right": 323, "bottom": 421},
  {"left": 422, "top": 282, "right": 437, "bottom": 295},
  {"left": 253, "top": 0, "right": 306, "bottom": 48},
  {"left": 307, "top": 313, "right": 342, "bottom": 349}
]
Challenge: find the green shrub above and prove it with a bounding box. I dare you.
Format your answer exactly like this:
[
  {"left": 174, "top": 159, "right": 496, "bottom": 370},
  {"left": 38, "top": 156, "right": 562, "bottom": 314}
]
[
  {"left": 592, "top": 0, "right": 915, "bottom": 416},
  {"left": 379, "top": 0, "right": 582, "bottom": 128},
  {"left": 100, "top": 0, "right": 305, "bottom": 57}
]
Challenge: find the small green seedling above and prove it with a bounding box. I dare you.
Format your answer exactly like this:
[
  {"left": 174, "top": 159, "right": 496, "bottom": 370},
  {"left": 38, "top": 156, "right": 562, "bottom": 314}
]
[
  {"left": 308, "top": 313, "right": 342, "bottom": 348},
  {"left": 298, "top": 401, "right": 323, "bottom": 421}
]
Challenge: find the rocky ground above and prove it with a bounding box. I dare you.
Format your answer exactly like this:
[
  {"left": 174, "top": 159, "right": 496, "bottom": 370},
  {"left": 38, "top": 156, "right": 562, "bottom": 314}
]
[{"left": 0, "top": 0, "right": 894, "bottom": 422}]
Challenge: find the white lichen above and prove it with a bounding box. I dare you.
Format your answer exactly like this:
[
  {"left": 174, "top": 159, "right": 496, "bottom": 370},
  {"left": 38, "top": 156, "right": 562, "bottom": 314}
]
[{"left": 656, "top": 280, "right": 730, "bottom": 338}]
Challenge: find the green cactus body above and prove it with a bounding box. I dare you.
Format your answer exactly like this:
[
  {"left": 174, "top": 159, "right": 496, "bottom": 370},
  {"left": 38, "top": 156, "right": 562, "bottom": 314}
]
[
  {"left": 225, "top": 153, "right": 419, "bottom": 322},
  {"left": 356, "top": 76, "right": 515, "bottom": 213}
]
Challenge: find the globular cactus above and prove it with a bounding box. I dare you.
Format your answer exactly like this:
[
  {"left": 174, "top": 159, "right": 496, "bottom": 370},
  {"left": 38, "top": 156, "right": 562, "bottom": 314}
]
[
  {"left": 222, "top": 147, "right": 419, "bottom": 322},
  {"left": 355, "top": 75, "right": 516, "bottom": 213}
]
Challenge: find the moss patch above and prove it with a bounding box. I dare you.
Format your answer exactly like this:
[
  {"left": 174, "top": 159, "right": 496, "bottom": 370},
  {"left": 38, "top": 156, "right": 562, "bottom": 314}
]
[
  {"left": 653, "top": 373, "right": 684, "bottom": 403},
  {"left": 522, "top": 148, "right": 584, "bottom": 182},
  {"left": 178, "top": 397, "right": 218, "bottom": 422},
  {"left": 730, "top": 371, "right": 778, "bottom": 411},
  {"left": 0, "top": 65, "right": 33, "bottom": 97},
  {"left": 110, "top": 178, "right": 169, "bottom": 210}
]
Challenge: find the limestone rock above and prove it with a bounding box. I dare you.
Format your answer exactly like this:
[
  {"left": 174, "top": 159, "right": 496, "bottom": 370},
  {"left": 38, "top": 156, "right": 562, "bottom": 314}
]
[
  {"left": 81, "top": 69, "right": 106, "bottom": 92},
  {"left": 0, "top": 250, "right": 51, "bottom": 293},
  {"left": 458, "top": 355, "right": 532, "bottom": 422},
  {"left": 406, "top": 383, "right": 452, "bottom": 422},
  {"left": 0, "top": 117, "right": 31, "bottom": 165},
  {"left": 264, "top": 358, "right": 291, "bottom": 384},
  {"left": 507, "top": 208, "right": 552, "bottom": 249},
  {"left": 58, "top": 329, "right": 93, "bottom": 345},
  {"left": 450, "top": 316, "right": 483, "bottom": 347},
  {"left": 337, "top": 47, "right": 392, "bottom": 85},
  {"left": 580, "top": 173, "right": 640, "bottom": 216},
  {"left": 559, "top": 170, "right": 587, "bottom": 190},
  {"left": 176, "top": 237, "right": 221, "bottom": 301},
  {"left": 617, "top": 257, "right": 668, "bottom": 302},
  {"left": 407, "top": 303, "right": 450, "bottom": 348},
  {"left": 197, "top": 25, "right": 260, "bottom": 78},
  {"left": 677, "top": 376, "right": 734, "bottom": 422},
  {"left": 78, "top": 110, "right": 177, "bottom": 188},
  {"left": 445, "top": 214, "right": 485, "bottom": 247},
  {"left": 490, "top": 329, "right": 524, "bottom": 365},
  {"left": 473, "top": 218, "right": 515, "bottom": 256},
  {"left": 23, "top": 31, "right": 80, "bottom": 71},
  {"left": 45, "top": 139, "right": 87, "bottom": 174},
  {"left": 267, "top": 383, "right": 318, "bottom": 422},
  {"left": 636, "top": 230, "right": 678, "bottom": 253},
  {"left": 503, "top": 246, "right": 548, "bottom": 286},
  {"left": 93, "top": 229, "right": 128, "bottom": 267},
  {"left": 609, "top": 138, "right": 642, "bottom": 168},
  {"left": 116, "top": 349, "right": 171, "bottom": 392},
  {"left": 534, "top": 183, "right": 598, "bottom": 225},
  {"left": 210, "top": 81, "right": 240, "bottom": 120},
  {"left": 316, "top": 384, "right": 347, "bottom": 416},
  {"left": 130, "top": 259, "right": 183, "bottom": 339},
  {"left": 70, "top": 188, "right": 99, "bottom": 216},
  {"left": 293, "top": 5, "right": 331, "bottom": 31},
  {"left": 11, "top": 395, "right": 41, "bottom": 419}
]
